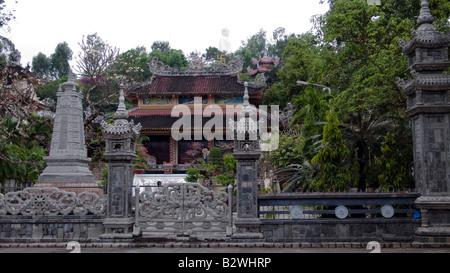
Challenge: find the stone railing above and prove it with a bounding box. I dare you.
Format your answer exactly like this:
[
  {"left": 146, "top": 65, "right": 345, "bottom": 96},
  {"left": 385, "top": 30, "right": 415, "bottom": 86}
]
[{"left": 0, "top": 187, "right": 106, "bottom": 216}]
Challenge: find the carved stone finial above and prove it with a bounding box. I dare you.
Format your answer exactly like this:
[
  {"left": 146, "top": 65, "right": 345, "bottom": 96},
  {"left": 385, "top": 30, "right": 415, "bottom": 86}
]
[
  {"left": 114, "top": 84, "right": 128, "bottom": 122},
  {"left": 62, "top": 70, "right": 78, "bottom": 92},
  {"left": 417, "top": 0, "right": 435, "bottom": 25},
  {"left": 243, "top": 82, "right": 250, "bottom": 107},
  {"left": 67, "top": 70, "right": 75, "bottom": 82},
  {"left": 102, "top": 85, "right": 142, "bottom": 137}
]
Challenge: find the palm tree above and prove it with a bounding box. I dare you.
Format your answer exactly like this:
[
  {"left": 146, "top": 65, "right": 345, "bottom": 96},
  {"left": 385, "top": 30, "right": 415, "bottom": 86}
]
[{"left": 338, "top": 109, "right": 408, "bottom": 191}]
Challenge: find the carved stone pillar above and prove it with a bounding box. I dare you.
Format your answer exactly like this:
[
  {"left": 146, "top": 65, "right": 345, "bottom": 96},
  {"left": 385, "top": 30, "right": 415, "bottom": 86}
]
[
  {"left": 230, "top": 83, "right": 263, "bottom": 240},
  {"left": 100, "top": 86, "right": 141, "bottom": 240},
  {"left": 400, "top": 0, "right": 450, "bottom": 245}
]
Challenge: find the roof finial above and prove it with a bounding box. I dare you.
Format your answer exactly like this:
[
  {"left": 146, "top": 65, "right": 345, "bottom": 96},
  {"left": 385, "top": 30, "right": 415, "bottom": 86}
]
[
  {"left": 62, "top": 69, "right": 78, "bottom": 92},
  {"left": 67, "top": 69, "right": 75, "bottom": 82},
  {"left": 114, "top": 84, "right": 128, "bottom": 122},
  {"left": 417, "top": 0, "right": 435, "bottom": 25},
  {"left": 243, "top": 82, "right": 250, "bottom": 107}
]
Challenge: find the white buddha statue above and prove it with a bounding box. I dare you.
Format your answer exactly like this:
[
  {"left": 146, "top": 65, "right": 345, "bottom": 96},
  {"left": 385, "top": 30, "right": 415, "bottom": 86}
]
[{"left": 219, "top": 28, "right": 232, "bottom": 53}]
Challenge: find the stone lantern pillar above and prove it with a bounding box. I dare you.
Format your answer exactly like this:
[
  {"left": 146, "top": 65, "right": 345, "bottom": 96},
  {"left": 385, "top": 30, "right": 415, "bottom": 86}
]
[
  {"left": 100, "top": 86, "right": 141, "bottom": 240},
  {"left": 399, "top": 0, "right": 450, "bottom": 245},
  {"left": 230, "top": 83, "right": 264, "bottom": 240}
]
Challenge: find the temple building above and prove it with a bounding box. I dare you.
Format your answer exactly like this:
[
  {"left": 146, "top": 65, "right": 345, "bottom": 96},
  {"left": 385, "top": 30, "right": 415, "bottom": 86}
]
[
  {"left": 247, "top": 55, "right": 280, "bottom": 76},
  {"left": 126, "top": 56, "right": 266, "bottom": 173}
]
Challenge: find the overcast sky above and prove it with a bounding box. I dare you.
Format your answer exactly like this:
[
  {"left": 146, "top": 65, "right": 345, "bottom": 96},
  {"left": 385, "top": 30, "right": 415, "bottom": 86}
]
[{"left": 3, "top": 0, "right": 329, "bottom": 68}]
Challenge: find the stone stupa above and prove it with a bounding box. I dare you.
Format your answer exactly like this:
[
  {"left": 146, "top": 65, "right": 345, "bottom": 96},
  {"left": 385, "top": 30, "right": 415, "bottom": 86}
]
[{"left": 37, "top": 71, "right": 97, "bottom": 193}]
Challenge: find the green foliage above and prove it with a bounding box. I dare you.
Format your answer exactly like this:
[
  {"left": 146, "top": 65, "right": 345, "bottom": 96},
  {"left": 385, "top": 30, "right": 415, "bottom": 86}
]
[
  {"left": 32, "top": 52, "right": 52, "bottom": 77},
  {"left": 149, "top": 41, "right": 188, "bottom": 70},
  {"left": 214, "top": 173, "right": 234, "bottom": 186},
  {"left": 99, "top": 167, "right": 108, "bottom": 189},
  {"left": 264, "top": 132, "right": 304, "bottom": 168},
  {"left": 0, "top": 142, "right": 26, "bottom": 184},
  {"left": 0, "top": 1, "right": 15, "bottom": 66},
  {"left": 185, "top": 167, "right": 204, "bottom": 183},
  {"left": 274, "top": 162, "right": 316, "bottom": 192},
  {"left": 209, "top": 147, "right": 223, "bottom": 171},
  {"left": 35, "top": 75, "right": 68, "bottom": 102},
  {"left": 223, "top": 154, "right": 237, "bottom": 173},
  {"left": 376, "top": 132, "right": 413, "bottom": 191},
  {"left": 262, "top": 0, "right": 429, "bottom": 192},
  {"left": 0, "top": 115, "right": 49, "bottom": 187},
  {"left": 32, "top": 42, "right": 73, "bottom": 79},
  {"left": 50, "top": 42, "right": 73, "bottom": 79},
  {"left": 311, "top": 110, "right": 353, "bottom": 192},
  {"left": 114, "top": 46, "right": 152, "bottom": 83},
  {"left": 263, "top": 32, "right": 322, "bottom": 109}
]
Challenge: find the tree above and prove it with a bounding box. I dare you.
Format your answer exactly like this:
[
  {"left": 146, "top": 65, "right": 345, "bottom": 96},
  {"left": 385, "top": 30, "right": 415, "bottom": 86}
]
[
  {"left": 263, "top": 32, "right": 322, "bottom": 109},
  {"left": 113, "top": 46, "right": 152, "bottom": 86},
  {"left": 0, "top": 36, "right": 17, "bottom": 66},
  {"left": 0, "top": 0, "right": 15, "bottom": 65},
  {"left": 310, "top": 110, "right": 353, "bottom": 192},
  {"left": 32, "top": 42, "right": 73, "bottom": 80},
  {"left": 75, "top": 33, "right": 121, "bottom": 161},
  {"left": 149, "top": 41, "right": 188, "bottom": 70},
  {"left": 151, "top": 41, "right": 170, "bottom": 52},
  {"left": 32, "top": 52, "right": 52, "bottom": 78},
  {"left": 259, "top": 0, "right": 449, "bottom": 192},
  {"left": 0, "top": 1, "right": 52, "bottom": 186},
  {"left": 76, "top": 33, "right": 120, "bottom": 122},
  {"left": 315, "top": 0, "right": 418, "bottom": 190},
  {"left": 376, "top": 131, "right": 413, "bottom": 191},
  {"left": 234, "top": 29, "right": 268, "bottom": 72},
  {"left": 0, "top": 109, "right": 51, "bottom": 188},
  {"left": 0, "top": 0, "right": 14, "bottom": 30},
  {"left": 209, "top": 147, "right": 223, "bottom": 172},
  {"left": 50, "top": 42, "right": 73, "bottom": 79}
]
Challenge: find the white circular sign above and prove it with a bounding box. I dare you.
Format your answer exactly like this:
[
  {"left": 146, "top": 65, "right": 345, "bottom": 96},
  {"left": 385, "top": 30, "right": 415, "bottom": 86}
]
[
  {"left": 290, "top": 206, "right": 303, "bottom": 220},
  {"left": 335, "top": 205, "right": 349, "bottom": 219},
  {"left": 381, "top": 205, "right": 395, "bottom": 218}
]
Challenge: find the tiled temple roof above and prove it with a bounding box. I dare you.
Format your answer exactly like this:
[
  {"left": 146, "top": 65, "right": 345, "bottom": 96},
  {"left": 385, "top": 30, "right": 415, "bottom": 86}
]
[{"left": 131, "top": 74, "right": 264, "bottom": 96}]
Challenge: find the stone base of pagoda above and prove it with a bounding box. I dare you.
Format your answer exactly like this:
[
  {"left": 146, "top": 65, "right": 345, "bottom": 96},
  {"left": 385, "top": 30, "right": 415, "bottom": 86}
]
[
  {"left": 414, "top": 196, "right": 450, "bottom": 246},
  {"left": 36, "top": 156, "right": 102, "bottom": 196},
  {"left": 34, "top": 181, "right": 104, "bottom": 197}
]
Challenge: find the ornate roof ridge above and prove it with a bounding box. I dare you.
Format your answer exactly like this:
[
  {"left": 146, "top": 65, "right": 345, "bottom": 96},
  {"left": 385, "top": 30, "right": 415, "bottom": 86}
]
[
  {"left": 401, "top": 0, "right": 450, "bottom": 53},
  {"left": 101, "top": 120, "right": 142, "bottom": 135},
  {"left": 237, "top": 73, "right": 267, "bottom": 89},
  {"left": 148, "top": 55, "right": 243, "bottom": 77},
  {"left": 397, "top": 72, "right": 450, "bottom": 90}
]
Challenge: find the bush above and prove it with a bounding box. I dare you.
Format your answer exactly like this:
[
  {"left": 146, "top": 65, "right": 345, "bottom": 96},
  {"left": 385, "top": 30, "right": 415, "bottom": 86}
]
[
  {"left": 209, "top": 147, "right": 223, "bottom": 172},
  {"left": 186, "top": 167, "right": 204, "bottom": 183},
  {"left": 214, "top": 173, "right": 235, "bottom": 186},
  {"left": 223, "top": 154, "right": 237, "bottom": 173}
]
